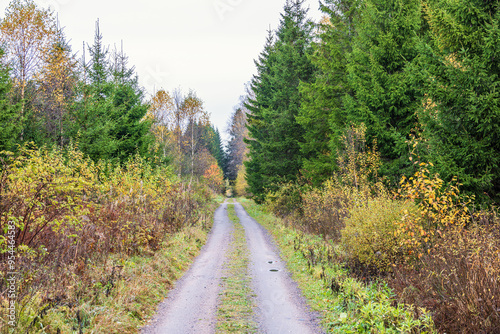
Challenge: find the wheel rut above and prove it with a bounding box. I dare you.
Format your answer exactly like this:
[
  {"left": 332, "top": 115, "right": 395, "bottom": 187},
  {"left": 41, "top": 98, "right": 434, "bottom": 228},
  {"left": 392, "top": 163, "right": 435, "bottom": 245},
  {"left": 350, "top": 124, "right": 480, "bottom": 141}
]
[{"left": 141, "top": 200, "right": 323, "bottom": 334}]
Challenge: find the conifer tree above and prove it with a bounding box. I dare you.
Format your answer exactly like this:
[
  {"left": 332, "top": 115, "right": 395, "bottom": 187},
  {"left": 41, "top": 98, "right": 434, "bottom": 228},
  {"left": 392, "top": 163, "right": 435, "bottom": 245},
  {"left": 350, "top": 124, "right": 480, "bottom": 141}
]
[
  {"left": 245, "top": 0, "right": 315, "bottom": 202},
  {"left": 109, "top": 45, "right": 153, "bottom": 163},
  {"left": 69, "top": 20, "right": 118, "bottom": 162},
  {"left": 345, "top": 0, "right": 422, "bottom": 181},
  {"left": 0, "top": 49, "right": 22, "bottom": 151},
  {"left": 298, "top": 0, "right": 359, "bottom": 185},
  {"left": 69, "top": 21, "right": 153, "bottom": 163},
  {"left": 415, "top": 0, "right": 500, "bottom": 201},
  {"left": 207, "top": 126, "right": 225, "bottom": 172},
  {"left": 245, "top": 29, "right": 276, "bottom": 200}
]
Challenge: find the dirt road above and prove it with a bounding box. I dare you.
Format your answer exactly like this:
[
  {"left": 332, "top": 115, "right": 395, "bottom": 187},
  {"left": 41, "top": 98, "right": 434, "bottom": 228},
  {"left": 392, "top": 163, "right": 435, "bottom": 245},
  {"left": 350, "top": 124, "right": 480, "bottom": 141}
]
[{"left": 141, "top": 200, "right": 322, "bottom": 334}]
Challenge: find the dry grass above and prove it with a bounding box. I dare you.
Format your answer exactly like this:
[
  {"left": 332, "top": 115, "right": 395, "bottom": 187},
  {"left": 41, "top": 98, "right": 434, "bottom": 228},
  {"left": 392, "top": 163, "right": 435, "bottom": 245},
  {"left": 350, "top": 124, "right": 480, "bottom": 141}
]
[{"left": 390, "top": 215, "right": 500, "bottom": 333}]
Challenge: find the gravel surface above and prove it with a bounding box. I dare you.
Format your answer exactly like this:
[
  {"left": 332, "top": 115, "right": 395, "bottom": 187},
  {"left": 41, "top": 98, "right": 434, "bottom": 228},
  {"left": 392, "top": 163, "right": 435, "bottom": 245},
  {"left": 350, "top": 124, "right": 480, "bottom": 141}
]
[
  {"left": 141, "top": 200, "right": 323, "bottom": 334},
  {"left": 141, "top": 202, "right": 234, "bottom": 334},
  {"left": 234, "top": 203, "right": 324, "bottom": 334}
]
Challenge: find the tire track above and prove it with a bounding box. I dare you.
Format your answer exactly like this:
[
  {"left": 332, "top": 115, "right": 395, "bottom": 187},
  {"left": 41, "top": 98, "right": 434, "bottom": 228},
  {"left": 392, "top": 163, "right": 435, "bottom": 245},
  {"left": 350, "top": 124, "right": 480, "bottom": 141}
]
[
  {"left": 234, "top": 202, "right": 323, "bottom": 334},
  {"left": 141, "top": 200, "right": 323, "bottom": 334},
  {"left": 141, "top": 202, "right": 233, "bottom": 334}
]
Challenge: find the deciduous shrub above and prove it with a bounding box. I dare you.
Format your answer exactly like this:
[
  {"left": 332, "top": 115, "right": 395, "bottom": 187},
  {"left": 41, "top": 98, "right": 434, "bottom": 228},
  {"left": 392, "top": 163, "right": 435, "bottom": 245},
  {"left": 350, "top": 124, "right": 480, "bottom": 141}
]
[
  {"left": 391, "top": 216, "right": 500, "bottom": 333},
  {"left": 341, "top": 196, "right": 419, "bottom": 272},
  {"left": 0, "top": 145, "right": 214, "bottom": 332},
  {"left": 396, "top": 160, "right": 471, "bottom": 262},
  {"left": 301, "top": 180, "right": 357, "bottom": 241}
]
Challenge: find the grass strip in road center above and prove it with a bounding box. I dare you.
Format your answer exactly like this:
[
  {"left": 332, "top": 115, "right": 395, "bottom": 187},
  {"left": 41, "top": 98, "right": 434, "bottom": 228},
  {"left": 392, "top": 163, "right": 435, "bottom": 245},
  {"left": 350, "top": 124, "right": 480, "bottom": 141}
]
[{"left": 216, "top": 204, "right": 257, "bottom": 333}]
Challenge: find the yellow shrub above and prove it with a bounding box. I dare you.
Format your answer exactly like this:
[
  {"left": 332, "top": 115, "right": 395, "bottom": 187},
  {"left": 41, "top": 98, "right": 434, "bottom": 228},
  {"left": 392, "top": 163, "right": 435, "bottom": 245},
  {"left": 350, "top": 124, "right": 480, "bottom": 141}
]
[
  {"left": 341, "top": 197, "right": 419, "bottom": 271},
  {"left": 396, "top": 161, "right": 471, "bottom": 261}
]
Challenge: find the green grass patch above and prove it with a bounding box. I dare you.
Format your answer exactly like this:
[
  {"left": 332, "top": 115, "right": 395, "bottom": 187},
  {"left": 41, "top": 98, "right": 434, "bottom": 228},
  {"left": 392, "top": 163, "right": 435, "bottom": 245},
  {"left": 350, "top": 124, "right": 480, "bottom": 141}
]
[
  {"left": 216, "top": 204, "right": 257, "bottom": 333},
  {"left": 214, "top": 194, "right": 226, "bottom": 204},
  {"left": 239, "top": 198, "right": 436, "bottom": 333}
]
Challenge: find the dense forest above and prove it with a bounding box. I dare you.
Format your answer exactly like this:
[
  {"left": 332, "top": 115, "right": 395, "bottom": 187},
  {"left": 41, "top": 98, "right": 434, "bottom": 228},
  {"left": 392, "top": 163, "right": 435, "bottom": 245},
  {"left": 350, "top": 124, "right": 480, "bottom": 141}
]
[
  {"left": 227, "top": 0, "right": 500, "bottom": 204},
  {"left": 224, "top": 0, "right": 500, "bottom": 332}
]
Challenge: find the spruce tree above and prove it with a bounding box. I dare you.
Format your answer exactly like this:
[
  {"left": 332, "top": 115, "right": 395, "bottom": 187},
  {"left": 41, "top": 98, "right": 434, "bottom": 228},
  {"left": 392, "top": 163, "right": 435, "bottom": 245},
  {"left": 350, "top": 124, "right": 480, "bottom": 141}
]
[
  {"left": 344, "top": 0, "right": 423, "bottom": 182},
  {"left": 70, "top": 21, "right": 153, "bottom": 163},
  {"left": 245, "top": 0, "right": 315, "bottom": 202},
  {"left": 414, "top": 0, "right": 500, "bottom": 202},
  {"left": 297, "top": 0, "right": 359, "bottom": 185},
  {"left": 209, "top": 127, "right": 225, "bottom": 172},
  {"left": 245, "top": 30, "right": 278, "bottom": 200},
  {"left": 0, "top": 49, "right": 22, "bottom": 152},
  {"left": 109, "top": 47, "right": 153, "bottom": 163},
  {"left": 69, "top": 20, "right": 118, "bottom": 162}
]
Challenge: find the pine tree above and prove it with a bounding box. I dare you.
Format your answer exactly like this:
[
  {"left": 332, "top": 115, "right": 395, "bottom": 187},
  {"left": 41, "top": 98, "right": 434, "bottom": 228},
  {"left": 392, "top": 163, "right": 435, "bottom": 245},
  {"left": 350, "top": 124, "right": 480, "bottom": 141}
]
[{"left": 245, "top": 0, "right": 315, "bottom": 202}]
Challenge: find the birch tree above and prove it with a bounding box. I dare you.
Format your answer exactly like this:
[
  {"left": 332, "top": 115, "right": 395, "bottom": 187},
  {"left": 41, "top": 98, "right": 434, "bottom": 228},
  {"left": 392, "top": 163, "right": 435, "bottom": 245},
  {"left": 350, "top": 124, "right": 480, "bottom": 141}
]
[{"left": 0, "top": 0, "right": 56, "bottom": 120}]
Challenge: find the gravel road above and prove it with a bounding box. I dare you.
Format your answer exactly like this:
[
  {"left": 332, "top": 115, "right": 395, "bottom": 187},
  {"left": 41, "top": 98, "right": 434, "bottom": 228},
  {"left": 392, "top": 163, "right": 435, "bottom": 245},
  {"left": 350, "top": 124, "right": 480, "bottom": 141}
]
[
  {"left": 234, "top": 203, "right": 323, "bottom": 334},
  {"left": 141, "top": 200, "right": 323, "bottom": 334}
]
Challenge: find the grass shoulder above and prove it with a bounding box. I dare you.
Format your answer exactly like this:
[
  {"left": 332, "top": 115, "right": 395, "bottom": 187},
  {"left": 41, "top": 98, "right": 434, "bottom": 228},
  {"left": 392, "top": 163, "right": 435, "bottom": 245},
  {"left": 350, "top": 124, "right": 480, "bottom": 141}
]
[{"left": 238, "top": 198, "right": 436, "bottom": 333}]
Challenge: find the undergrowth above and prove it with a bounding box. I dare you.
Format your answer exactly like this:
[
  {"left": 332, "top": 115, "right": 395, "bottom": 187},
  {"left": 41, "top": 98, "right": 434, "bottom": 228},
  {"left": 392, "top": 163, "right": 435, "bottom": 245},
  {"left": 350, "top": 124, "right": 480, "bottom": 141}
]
[
  {"left": 0, "top": 145, "right": 217, "bottom": 333},
  {"left": 239, "top": 198, "right": 435, "bottom": 333}
]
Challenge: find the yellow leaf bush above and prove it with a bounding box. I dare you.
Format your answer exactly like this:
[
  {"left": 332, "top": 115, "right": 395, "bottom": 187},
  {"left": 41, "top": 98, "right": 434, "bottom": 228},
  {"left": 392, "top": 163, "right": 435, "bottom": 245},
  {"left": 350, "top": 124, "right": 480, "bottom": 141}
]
[
  {"left": 341, "top": 196, "right": 419, "bottom": 272},
  {"left": 396, "top": 161, "right": 471, "bottom": 261},
  {"left": 0, "top": 144, "right": 213, "bottom": 331}
]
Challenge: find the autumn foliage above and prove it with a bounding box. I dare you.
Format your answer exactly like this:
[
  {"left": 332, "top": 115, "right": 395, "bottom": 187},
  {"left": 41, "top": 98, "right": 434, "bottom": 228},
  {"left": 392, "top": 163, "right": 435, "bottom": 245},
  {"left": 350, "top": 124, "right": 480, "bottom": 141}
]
[
  {"left": 0, "top": 145, "right": 214, "bottom": 332},
  {"left": 203, "top": 163, "right": 224, "bottom": 193}
]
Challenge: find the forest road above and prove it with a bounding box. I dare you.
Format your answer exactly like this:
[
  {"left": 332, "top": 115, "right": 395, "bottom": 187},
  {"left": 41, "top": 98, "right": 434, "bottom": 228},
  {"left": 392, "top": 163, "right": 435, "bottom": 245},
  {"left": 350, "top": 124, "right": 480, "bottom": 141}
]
[{"left": 141, "top": 200, "right": 323, "bottom": 334}]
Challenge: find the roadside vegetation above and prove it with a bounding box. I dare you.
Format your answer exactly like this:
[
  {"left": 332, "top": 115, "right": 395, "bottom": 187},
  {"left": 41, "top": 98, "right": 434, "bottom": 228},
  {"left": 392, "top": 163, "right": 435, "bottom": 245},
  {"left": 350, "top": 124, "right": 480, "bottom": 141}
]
[
  {"left": 241, "top": 198, "right": 435, "bottom": 333},
  {"left": 0, "top": 145, "right": 219, "bottom": 333},
  {"left": 0, "top": 1, "right": 225, "bottom": 333}
]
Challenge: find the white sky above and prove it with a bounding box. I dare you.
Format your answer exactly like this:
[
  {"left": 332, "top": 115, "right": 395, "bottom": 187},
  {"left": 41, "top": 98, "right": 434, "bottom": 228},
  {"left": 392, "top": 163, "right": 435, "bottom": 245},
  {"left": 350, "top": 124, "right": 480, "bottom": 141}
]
[{"left": 0, "top": 0, "right": 323, "bottom": 140}]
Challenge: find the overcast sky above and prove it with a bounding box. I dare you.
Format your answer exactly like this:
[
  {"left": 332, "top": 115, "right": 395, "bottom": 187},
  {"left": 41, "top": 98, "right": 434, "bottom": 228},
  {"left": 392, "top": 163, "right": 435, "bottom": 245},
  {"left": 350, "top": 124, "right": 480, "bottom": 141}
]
[{"left": 0, "top": 0, "right": 323, "bottom": 140}]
